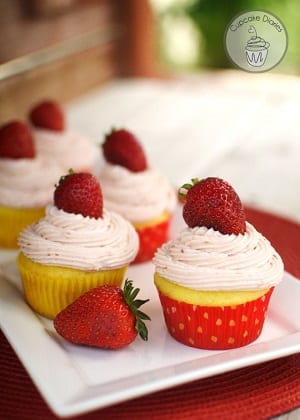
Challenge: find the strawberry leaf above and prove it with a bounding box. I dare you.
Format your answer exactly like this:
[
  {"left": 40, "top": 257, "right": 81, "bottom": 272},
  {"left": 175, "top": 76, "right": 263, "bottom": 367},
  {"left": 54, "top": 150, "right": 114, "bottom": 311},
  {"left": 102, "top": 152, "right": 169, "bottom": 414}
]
[
  {"left": 178, "top": 178, "right": 200, "bottom": 201},
  {"left": 136, "top": 319, "right": 149, "bottom": 341},
  {"left": 136, "top": 310, "right": 151, "bottom": 321},
  {"left": 123, "top": 279, "right": 151, "bottom": 341}
]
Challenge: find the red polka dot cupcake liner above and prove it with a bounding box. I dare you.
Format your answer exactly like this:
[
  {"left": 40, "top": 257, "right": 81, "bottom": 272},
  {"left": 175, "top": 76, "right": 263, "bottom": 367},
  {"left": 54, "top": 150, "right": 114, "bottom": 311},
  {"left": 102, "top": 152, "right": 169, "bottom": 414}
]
[
  {"left": 133, "top": 217, "right": 172, "bottom": 263},
  {"left": 157, "top": 288, "right": 274, "bottom": 350}
]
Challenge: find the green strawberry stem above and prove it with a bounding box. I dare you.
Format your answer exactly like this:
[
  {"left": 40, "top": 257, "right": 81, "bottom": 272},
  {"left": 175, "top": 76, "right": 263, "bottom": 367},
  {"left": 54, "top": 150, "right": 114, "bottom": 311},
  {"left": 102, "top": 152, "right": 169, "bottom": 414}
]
[
  {"left": 56, "top": 168, "right": 74, "bottom": 187},
  {"left": 104, "top": 127, "right": 117, "bottom": 142},
  {"left": 178, "top": 178, "right": 200, "bottom": 201},
  {"left": 123, "top": 279, "right": 150, "bottom": 341}
]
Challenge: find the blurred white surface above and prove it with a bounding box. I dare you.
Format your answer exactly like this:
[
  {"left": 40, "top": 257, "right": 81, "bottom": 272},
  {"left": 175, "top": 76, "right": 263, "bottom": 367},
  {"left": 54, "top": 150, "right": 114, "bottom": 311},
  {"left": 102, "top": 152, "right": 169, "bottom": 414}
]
[{"left": 68, "top": 70, "right": 300, "bottom": 224}]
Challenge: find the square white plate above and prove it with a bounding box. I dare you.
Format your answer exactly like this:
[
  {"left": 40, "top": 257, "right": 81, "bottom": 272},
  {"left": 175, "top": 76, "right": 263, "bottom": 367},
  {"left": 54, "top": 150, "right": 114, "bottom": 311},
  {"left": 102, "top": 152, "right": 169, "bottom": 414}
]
[{"left": 1, "top": 211, "right": 300, "bottom": 418}]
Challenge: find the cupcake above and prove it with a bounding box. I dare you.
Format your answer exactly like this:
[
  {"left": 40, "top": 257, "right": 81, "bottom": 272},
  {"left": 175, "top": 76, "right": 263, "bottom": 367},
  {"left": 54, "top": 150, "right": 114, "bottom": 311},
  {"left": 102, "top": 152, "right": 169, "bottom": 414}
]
[
  {"left": 0, "top": 120, "right": 62, "bottom": 248},
  {"left": 245, "top": 26, "right": 270, "bottom": 67},
  {"left": 29, "top": 100, "right": 100, "bottom": 176},
  {"left": 17, "top": 171, "right": 139, "bottom": 319},
  {"left": 100, "top": 128, "right": 177, "bottom": 263},
  {"left": 153, "top": 177, "right": 284, "bottom": 350}
]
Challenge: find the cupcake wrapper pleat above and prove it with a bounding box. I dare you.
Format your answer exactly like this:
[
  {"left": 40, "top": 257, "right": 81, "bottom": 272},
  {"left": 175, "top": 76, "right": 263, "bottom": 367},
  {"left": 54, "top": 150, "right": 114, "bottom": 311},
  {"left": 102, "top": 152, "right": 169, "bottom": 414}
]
[
  {"left": 157, "top": 288, "right": 274, "bottom": 350},
  {"left": 17, "top": 253, "right": 127, "bottom": 319},
  {"left": 0, "top": 206, "right": 45, "bottom": 248}
]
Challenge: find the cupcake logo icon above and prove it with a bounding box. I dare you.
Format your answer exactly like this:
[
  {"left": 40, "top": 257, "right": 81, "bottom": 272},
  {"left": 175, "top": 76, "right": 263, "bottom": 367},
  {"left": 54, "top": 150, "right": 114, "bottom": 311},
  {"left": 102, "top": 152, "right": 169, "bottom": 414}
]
[
  {"left": 224, "top": 10, "right": 288, "bottom": 73},
  {"left": 245, "top": 26, "right": 270, "bottom": 67}
]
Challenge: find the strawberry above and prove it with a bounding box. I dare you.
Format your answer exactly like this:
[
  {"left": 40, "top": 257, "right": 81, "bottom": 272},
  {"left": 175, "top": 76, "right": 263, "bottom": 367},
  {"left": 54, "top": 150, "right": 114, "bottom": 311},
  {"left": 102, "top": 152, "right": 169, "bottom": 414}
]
[
  {"left": 179, "top": 177, "right": 246, "bottom": 235},
  {"left": 54, "top": 170, "right": 103, "bottom": 219},
  {"left": 54, "top": 279, "right": 150, "bottom": 349},
  {"left": 0, "top": 120, "right": 35, "bottom": 158},
  {"left": 102, "top": 128, "right": 147, "bottom": 172},
  {"left": 29, "top": 100, "right": 65, "bottom": 131}
]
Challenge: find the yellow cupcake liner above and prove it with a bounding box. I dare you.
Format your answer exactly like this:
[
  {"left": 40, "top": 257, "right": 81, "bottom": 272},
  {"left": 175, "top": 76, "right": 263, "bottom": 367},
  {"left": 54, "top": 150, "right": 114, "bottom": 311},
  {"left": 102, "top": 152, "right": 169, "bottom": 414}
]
[
  {"left": 17, "top": 253, "right": 127, "bottom": 319},
  {"left": 0, "top": 205, "right": 45, "bottom": 249}
]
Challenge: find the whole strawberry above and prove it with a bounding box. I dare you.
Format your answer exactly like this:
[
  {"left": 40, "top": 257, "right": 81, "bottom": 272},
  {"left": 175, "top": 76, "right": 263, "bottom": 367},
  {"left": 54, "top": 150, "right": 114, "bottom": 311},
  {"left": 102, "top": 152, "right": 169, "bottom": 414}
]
[
  {"left": 54, "top": 170, "right": 103, "bottom": 219},
  {"left": 54, "top": 279, "right": 150, "bottom": 349},
  {"left": 102, "top": 128, "right": 147, "bottom": 172},
  {"left": 0, "top": 120, "right": 35, "bottom": 159},
  {"left": 29, "top": 100, "right": 65, "bottom": 132},
  {"left": 179, "top": 177, "right": 246, "bottom": 235}
]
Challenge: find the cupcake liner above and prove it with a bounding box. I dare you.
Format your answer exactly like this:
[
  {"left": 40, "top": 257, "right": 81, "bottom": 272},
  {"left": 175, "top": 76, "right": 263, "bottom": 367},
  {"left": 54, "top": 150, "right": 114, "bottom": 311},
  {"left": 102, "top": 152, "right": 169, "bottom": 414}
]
[
  {"left": 133, "top": 213, "right": 172, "bottom": 263},
  {"left": 0, "top": 205, "right": 45, "bottom": 249},
  {"left": 17, "top": 253, "right": 127, "bottom": 319},
  {"left": 245, "top": 48, "right": 268, "bottom": 67},
  {"left": 157, "top": 288, "right": 274, "bottom": 350}
]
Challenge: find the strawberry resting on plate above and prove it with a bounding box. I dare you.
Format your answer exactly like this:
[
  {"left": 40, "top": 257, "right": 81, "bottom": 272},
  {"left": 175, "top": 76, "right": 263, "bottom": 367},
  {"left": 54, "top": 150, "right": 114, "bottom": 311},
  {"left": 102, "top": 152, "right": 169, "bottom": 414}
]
[{"left": 54, "top": 279, "right": 150, "bottom": 349}]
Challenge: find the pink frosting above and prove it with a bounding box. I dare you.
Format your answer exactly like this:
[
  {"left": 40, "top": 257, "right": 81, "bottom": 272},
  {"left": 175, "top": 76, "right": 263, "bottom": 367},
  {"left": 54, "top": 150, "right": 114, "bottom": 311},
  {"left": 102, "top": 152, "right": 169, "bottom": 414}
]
[
  {"left": 18, "top": 205, "right": 139, "bottom": 270},
  {"left": 153, "top": 222, "right": 284, "bottom": 291}
]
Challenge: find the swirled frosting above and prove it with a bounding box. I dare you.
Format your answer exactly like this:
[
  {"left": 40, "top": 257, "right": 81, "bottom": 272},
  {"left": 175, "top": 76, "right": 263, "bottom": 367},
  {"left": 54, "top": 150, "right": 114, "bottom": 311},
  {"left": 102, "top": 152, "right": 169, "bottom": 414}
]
[
  {"left": 0, "top": 157, "right": 61, "bottom": 208},
  {"left": 153, "top": 222, "right": 284, "bottom": 291},
  {"left": 18, "top": 205, "right": 139, "bottom": 270},
  {"left": 246, "top": 36, "right": 270, "bottom": 51},
  {"left": 34, "top": 128, "right": 100, "bottom": 174},
  {"left": 99, "top": 163, "right": 177, "bottom": 222}
]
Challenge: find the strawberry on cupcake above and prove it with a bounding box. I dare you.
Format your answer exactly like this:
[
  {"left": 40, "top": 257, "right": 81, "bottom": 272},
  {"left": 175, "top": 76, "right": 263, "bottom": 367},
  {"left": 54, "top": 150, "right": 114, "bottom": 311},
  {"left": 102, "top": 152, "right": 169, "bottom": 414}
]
[
  {"left": 17, "top": 171, "right": 139, "bottom": 319},
  {"left": 153, "top": 177, "right": 284, "bottom": 350},
  {"left": 99, "top": 128, "right": 177, "bottom": 263},
  {"left": 29, "top": 99, "right": 101, "bottom": 176},
  {"left": 0, "top": 120, "right": 62, "bottom": 248}
]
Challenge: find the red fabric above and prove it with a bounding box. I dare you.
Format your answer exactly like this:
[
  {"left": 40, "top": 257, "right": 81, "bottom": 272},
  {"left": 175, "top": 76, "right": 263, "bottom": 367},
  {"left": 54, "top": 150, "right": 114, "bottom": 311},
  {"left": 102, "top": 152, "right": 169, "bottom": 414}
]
[
  {"left": 1, "top": 206, "right": 300, "bottom": 420},
  {"left": 245, "top": 206, "right": 300, "bottom": 280}
]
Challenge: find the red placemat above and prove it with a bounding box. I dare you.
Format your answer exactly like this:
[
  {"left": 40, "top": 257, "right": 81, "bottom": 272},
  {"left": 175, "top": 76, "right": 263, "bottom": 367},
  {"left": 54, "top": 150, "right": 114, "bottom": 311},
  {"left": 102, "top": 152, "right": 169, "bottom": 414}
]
[{"left": 1, "top": 206, "right": 300, "bottom": 420}]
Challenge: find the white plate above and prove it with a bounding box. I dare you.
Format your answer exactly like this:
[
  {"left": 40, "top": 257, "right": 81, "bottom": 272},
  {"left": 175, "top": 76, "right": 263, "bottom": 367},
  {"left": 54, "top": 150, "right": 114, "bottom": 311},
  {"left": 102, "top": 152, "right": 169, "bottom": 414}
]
[{"left": 1, "top": 211, "right": 300, "bottom": 418}]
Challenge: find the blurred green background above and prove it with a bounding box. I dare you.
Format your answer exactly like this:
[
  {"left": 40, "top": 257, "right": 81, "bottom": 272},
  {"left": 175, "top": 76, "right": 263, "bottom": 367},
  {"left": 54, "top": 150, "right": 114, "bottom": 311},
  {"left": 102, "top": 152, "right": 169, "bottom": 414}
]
[{"left": 150, "top": 0, "right": 299, "bottom": 74}]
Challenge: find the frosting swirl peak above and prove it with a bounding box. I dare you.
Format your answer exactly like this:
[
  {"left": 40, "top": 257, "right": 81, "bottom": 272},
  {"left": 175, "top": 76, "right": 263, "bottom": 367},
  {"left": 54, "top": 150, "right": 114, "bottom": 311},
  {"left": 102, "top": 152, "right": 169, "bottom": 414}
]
[
  {"left": 0, "top": 156, "right": 61, "bottom": 208},
  {"left": 18, "top": 205, "right": 139, "bottom": 270},
  {"left": 153, "top": 222, "right": 283, "bottom": 291},
  {"left": 99, "top": 163, "right": 177, "bottom": 222}
]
